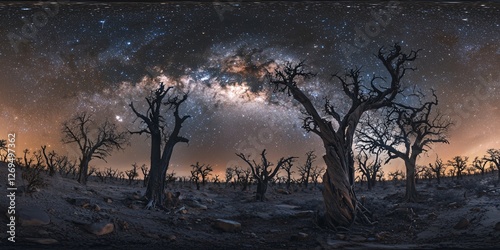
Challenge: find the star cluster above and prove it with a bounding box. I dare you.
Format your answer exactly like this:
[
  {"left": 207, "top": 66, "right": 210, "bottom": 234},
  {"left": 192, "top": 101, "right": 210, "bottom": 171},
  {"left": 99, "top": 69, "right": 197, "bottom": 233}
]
[{"left": 0, "top": 2, "right": 499, "bottom": 176}]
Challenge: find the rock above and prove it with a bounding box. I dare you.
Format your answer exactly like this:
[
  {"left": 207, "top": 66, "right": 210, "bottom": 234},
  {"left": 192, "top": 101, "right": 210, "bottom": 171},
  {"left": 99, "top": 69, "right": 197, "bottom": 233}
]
[
  {"left": 104, "top": 198, "right": 113, "bottom": 203},
  {"left": 427, "top": 212, "right": 438, "bottom": 220},
  {"left": 336, "top": 233, "right": 346, "bottom": 240},
  {"left": 18, "top": 207, "right": 50, "bottom": 226},
  {"left": 25, "top": 238, "right": 58, "bottom": 244},
  {"left": 38, "top": 230, "right": 49, "bottom": 236},
  {"left": 290, "top": 232, "right": 308, "bottom": 241},
  {"left": 453, "top": 218, "right": 469, "bottom": 230},
  {"left": 375, "top": 231, "right": 390, "bottom": 240},
  {"left": 275, "top": 204, "right": 299, "bottom": 210},
  {"left": 293, "top": 210, "right": 314, "bottom": 217},
  {"left": 213, "top": 219, "right": 241, "bottom": 232},
  {"left": 448, "top": 202, "right": 457, "bottom": 208},
  {"left": 167, "top": 235, "right": 177, "bottom": 241},
  {"left": 69, "top": 197, "right": 91, "bottom": 207},
  {"left": 128, "top": 204, "right": 140, "bottom": 210},
  {"left": 495, "top": 222, "right": 500, "bottom": 231},
  {"left": 470, "top": 207, "right": 481, "bottom": 212},
  {"left": 276, "top": 189, "right": 290, "bottom": 194},
  {"left": 145, "top": 233, "right": 160, "bottom": 239},
  {"left": 94, "top": 204, "right": 101, "bottom": 211},
  {"left": 86, "top": 221, "right": 114, "bottom": 236}
]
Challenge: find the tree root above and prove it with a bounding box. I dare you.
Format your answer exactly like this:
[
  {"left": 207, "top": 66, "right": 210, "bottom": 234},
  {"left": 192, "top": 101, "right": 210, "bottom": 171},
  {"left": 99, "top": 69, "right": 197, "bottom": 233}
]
[
  {"left": 145, "top": 199, "right": 155, "bottom": 210},
  {"left": 355, "top": 200, "right": 377, "bottom": 226}
]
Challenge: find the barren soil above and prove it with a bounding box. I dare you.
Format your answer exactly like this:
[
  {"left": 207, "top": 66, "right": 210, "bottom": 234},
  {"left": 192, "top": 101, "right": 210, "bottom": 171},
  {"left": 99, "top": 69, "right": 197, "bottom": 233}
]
[{"left": 1, "top": 163, "right": 499, "bottom": 249}]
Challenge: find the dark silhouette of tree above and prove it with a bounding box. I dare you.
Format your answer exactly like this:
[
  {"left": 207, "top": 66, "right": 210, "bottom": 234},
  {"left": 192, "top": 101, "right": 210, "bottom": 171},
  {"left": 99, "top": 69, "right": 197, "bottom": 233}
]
[
  {"left": 129, "top": 82, "right": 190, "bottom": 209},
  {"left": 429, "top": 156, "right": 445, "bottom": 184},
  {"left": 140, "top": 164, "right": 149, "bottom": 187},
  {"left": 298, "top": 151, "right": 316, "bottom": 188},
  {"left": 190, "top": 162, "right": 212, "bottom": 190},
  {"left": 126, "top": 163, "right": 140, "bottom": 185},
  {"left": 447, "top": 156, "right": 468, "bottom": 180},
  {"left": 281, "top": 158, "right": 295, "bottom": 190},
  {"left": 310, "top": 165, "right": 325, "bottom": 186},
  {"left": 484, "top": 149, "right": 500, "bottom": 181},
  {"left": 472, "top": 157, "right": 487, "bottom": 176},
  {"left": 41, "top": 145, "right": 57, "bottom": 176},
  {"left": 268, "top": 44, "right": 418, "bottom": 227},
  {"left": 358, "top": 90, "right": 451, "bottom": 202},
  {"left": 355, "top": 148, "right": 383, "bottom": 190},
  {"left": 0, "top": 139, "right": 7, "bottom": 161},
  {"left": 236, "top": 149, "right": 295, "bottom": 201},
  {"left": 225, "top": 166, "right": 235, "bottom": 188},
  {"left": 388, "top": 170, "right": 405, "bottom": 181},
  {"left": 235, "top": 167, "right": 252, "bottom": 191},
  {"left": 61, "top": 112, "right": 129, "bottom": 185}
]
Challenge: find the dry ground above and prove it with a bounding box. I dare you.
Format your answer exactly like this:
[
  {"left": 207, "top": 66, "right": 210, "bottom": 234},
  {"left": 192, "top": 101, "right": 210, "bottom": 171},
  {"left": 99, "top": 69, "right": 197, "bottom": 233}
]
[{"left": 1, "top": 163, "right": 499, "bottom": 249}]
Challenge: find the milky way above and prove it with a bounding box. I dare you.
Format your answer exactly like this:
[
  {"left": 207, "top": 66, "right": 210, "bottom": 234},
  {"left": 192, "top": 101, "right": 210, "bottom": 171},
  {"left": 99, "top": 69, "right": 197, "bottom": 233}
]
[{"left": 1, "top": 1, "right": 499, "bottom": 176}]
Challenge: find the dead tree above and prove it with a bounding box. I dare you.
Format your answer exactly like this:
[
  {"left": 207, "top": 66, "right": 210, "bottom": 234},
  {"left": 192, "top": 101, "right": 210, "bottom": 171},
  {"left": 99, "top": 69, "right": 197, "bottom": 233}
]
[
  {"left": 310, "top": 165, "right": 325, "bottom": 186},
  {"left": 472, "top": 157, "right": 487, "bottom": 176},
  {"left": 415, "top": 165, "right": 427, "bottom": 183},
  {"left": 236, "top": 149, "right": 295, "bottom": 201},
  {"left": 388, "top": 170, "right": 405, "bottom": 182},
  {"left": 236, "top": 167, "right": 252, "bottom": 191},
  {"left": 191, "top": 162, "right": 212, "bottom": 188},
  {"left": 165, "top": 170, "right": 176, "bottom": 188},
  {"left": 126, "top": 163, "right": 140, "bottom": 185},
  {"left": 0, "top": 139, "right": 7, "bottom": 161},
  {"left": 281, "top": 158, "right": 295, "bottom": 190},
  {"left": 268, "top": 44, "right": 418, "bottom": 227},
  {"left": 61, "top": 112, "right": 129, "bottom": 185},
  {"left": 484, "top": 149, "right": 500, "bottom": 181},
  {"left": 140, "top": 164, "right": 149, "bottom": 187},
  {"left": 358, "top": 90, "right": 451, "bottom": 202},
  {"left": 129, "top": 82, "right": 190, "bottom": 209},
  {"left": 447, "top": 156, "right": 468, "bottom": 180},
  {"left": 41, "top": 145, "right": 57, "bottom": 176},
  {"left": 355, "top": 148, "right": 383, "bottom": 190},
  {"left": 298, "top": 151, "right": 316, "bottom": 188},
  {"left": 429, "top": 157, "right": 445, "bottom": 184},
  {"left": 225, "top": 166, "right": 235, "bottom": 188}
]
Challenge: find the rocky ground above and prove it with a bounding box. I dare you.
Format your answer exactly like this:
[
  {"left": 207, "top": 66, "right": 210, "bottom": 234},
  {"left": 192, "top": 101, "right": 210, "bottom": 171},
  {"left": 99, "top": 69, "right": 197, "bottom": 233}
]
[{"left": 1, "top": 163, "right": 499, "bottom": 249}]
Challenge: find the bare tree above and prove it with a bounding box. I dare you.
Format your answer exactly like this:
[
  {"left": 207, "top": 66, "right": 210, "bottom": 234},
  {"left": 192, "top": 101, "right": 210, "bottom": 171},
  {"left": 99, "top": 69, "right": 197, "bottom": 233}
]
[
  {"left": 140, "top": 164, "right": 149, "bottom": 187},
  {"left": 484, "top": 149, "right": 500, "bottom": 181},
  {"left": 268, "top": 44, "right": 418, "bottom": 227},
  {"left": 236, "top": 149, "right": 295, "bottom": 201},
  {"left": 281, "top": 158, "right": 295, "bottom": 190},
  {"left": 225, "top": 166, "right": 235, "bottom": 188},
  {"left": 61, "top": 112, "right": 129, "bottom": 185},
  {"left": 41, "top": 145, "right": 58, "bottom": 176},
  {"left": 298, "top": 151, "right": 316, "bottom": 188},
  {"left": 388, "top": 170, "right": 405, "bottom": 182},
  {"left": 472, "top": 157, "right": 488, "bottom": 176},
  {"left": 126, "top": 163, "right": 140, "bottom": 185},
  {"left": 165, "top": 170, "right": 177, "bottom": 188},
  {"left": 429, "top": 156, "right": 445, "bottom": 184},
  {"left": 447, "top": 156, "right": 468, "bottom": 180},
  {"left": 355, "top": 148, "right": 383, "bottom": 190},
  {"left": 358, "top": 90, "right": 451, "bottom": 202},
  {"left": 129, "top": 82, "right": 190, "bottom": 208},
  {"left": 0, "top": 139, "right": 8, "bottom": 161},
  {"left": 310, "top": 165, "right": 325, "bottom": 186}
]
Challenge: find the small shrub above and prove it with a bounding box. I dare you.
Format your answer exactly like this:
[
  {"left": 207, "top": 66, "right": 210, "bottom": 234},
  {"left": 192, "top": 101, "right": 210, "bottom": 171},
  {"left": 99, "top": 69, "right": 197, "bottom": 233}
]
[{"left": 22, "top": 166, "right": 47, "bottom": 193}]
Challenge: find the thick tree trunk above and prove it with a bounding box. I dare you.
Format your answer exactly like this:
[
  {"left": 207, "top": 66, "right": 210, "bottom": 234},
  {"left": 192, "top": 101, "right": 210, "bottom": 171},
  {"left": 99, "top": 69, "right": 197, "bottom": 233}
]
[
  {"left": 321, "top": 146, "right": 357, "bottom": 228},
  {"left": 404, "top": 161, "right": 418, "bottom": 202},
  {"left": 256, "top": 181, "right": 268, "bottom": 201},
  {"left": 77, "top": 156, "right": 90, "bottom": 185},
  {"left": 145, "top": 134, "right": 162, "bottom": 207}
]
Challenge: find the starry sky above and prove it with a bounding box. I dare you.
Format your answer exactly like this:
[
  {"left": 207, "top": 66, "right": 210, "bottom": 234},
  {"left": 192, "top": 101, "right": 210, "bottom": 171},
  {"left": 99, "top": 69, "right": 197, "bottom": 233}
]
[{"left": 0, "top": 1, "right": 499, "bottom": 177}]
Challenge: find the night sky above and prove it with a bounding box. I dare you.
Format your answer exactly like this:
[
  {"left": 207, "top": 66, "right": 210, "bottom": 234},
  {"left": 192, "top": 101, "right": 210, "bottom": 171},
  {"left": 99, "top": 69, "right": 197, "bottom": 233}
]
[{"left": 1, "top": 1, "right": 499, "bottom": 177}]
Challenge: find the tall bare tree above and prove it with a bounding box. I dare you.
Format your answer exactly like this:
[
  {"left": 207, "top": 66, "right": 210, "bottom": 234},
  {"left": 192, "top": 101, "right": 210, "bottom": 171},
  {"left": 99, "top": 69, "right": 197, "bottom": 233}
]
[
  {"left": 41, "top": 145, "right": 58, "bottom": 176},
  {"left": 129, "top": 82, "right": 190, "bottom": 209},
  {"left": 281, "top": 158, "right": 295, "bottom": 190},
  {"left": 447, "top": 156, "right": 468, "bottom": 180},
  {"left": 484, "top": 149, "right": 500, "bottom": 181},
  {"left": 310, "top": 165, "right": 325, "bottom": 186},
  {"left": 355, "top": 148, "right": 383, "bottom": 190},
  {"left": 358, "top": 91, "right": 451, "bottom": 201},
  {"left": 126, "top": 163, "right": 140, "bottom": 185},
  {"left": 429, "top": 156, "right": 445, "bottom": 184},
  {"left": 298, "top": 151, "right": 316, "bottom": 188},
  {"left": 0, "top": 139, "right": 7, "bottom": 161},
  {"left": 472, "top": 156, "right": 488, "bottom": 176},
  {"left": 268, "top": 44, "right": 418, "bottom": 227},
  {"left": 236, "top": 149, "right": 295, "bottom": 201},
  {"left": 61, "top": 112, "right": 129, "bottom": 185}
]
